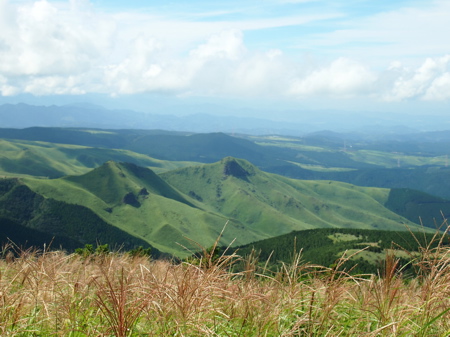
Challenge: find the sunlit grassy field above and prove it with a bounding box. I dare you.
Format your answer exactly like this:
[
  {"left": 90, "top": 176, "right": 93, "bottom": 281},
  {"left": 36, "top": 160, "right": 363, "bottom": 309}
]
[
  {"left": 1, "top": 234, "right": 450, "bottom": 336},
  {"left": 0, "top": 138, "right": 196, "bottom": 178}
]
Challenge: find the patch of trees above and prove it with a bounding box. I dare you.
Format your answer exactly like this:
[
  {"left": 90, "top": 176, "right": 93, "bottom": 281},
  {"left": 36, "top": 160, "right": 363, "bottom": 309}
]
[{"left": 230, "top": 228, "right": 442, "bottom": 275}]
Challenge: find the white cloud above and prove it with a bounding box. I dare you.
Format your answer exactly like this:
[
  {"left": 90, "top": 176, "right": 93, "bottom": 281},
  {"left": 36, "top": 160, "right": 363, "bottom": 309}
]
[
  {"left": 0, "top": 74, "right": 18, "bottom": 96},
  {"left": 24, "top": 75, "right": 86, "bottom": 95},
  {"left": 0, "top": 0, "right": 449, "bottom": 105},
  {"left": 190, "top": 30, "right": 245, "bottom": 61},
  {"left": 424, "top": 73, "right": 450, "bottom": 101},
  {"left": 289, "top": 58, "right": 377, "bottom": 97},
  {"left": 0, "top": 0, "right": 115, "bottom": 78},
  {"left": 103, "top": 29, "right": 287, "bottom": 97},
  {"left": 0, "top": 0, "right": 343, "bottom": 99},
  {"left": 386, "top": 55, "right": 450, "bottom": 101},
  {"left": 215, "top": 48, "right": 291, "bottom": 97}
]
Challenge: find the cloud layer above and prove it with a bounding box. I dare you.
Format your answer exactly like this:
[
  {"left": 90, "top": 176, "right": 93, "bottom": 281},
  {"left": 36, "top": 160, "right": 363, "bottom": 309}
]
[{"left": 0, "top": 0, "right": 449, "bottom": 104}]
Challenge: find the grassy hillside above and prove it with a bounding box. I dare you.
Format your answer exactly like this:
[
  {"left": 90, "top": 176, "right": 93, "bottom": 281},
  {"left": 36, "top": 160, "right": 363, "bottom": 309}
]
[
  {"left": 0, "top": 138, "right": 196, "bottom": 178},
  {"left": 385, "top": 188, "right": 450, "bottom": 226},
  {"left": 1, "top": 156, "right": 444, "bottom": 257},
  {"left": 1, "top": 126, "right": 448, "bottom": 171},
  {"left": 0, "top": 127, "right": 376, "bottom": 169},
  {"left": 333, "top": 166, "right": 450, "bottom": 200},
  {"left": 0, "top": 127, "right": 130, "bottom": 148},
  {"left": 250, "top": 135, "right": 450, "bottom": 199},
  {"left": 64, "top": 161, "right": 195, "bottom": 206},
  {"left": 252, "top": 134, "right": 448, "bottom": 167},
  {"left": 3, "top": 127, "right": 450, "bottom": 201},
  {"left": 161, "top": 157, "right": 424, "bottom": 237},
  {"left": 21, "top": 158, "right": 422, "bottom": 256},
  {"left": 23, "top": 162, "right": 263, "bottom": 256},
  {"left": 264, "top": 157, "right": 450, "bottom": 200},
  {"left": 0, "top": 178, "right": 159, "bottom": 254}
]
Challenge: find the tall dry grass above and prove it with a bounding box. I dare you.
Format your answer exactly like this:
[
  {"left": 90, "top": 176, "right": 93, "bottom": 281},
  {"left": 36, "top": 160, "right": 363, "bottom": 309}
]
[{"left": 1, "top": 238, "right": 450, "bottom": 336}]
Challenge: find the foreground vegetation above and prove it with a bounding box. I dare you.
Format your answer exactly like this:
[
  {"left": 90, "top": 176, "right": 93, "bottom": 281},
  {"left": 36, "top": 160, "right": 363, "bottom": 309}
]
[{"left": 1, "top": 232, "right": 450, "bottom": 337}]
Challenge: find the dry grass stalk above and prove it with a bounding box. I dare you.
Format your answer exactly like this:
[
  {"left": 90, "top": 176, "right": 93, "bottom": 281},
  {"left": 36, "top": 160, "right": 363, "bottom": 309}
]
[{"left": 1, "top": 230, "right": 450, "bottom": 336}]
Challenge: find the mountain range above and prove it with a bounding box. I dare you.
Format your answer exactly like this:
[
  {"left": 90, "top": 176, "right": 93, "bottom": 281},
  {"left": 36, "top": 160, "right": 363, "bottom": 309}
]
[
  {"left": 2, "top": 127, "right": 450, "bottom": 200},
  {"left": 2, "top": 103, "right": 450, "bottom": 135},
  {"left": 0, "top": 157, "right": 445, "bottom": 257},
  {"left": 0, "top": 119, "right": 449, "bottom": 258}
]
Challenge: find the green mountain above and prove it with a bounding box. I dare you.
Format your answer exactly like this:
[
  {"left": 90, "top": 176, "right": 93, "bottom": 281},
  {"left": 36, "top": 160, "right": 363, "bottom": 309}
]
[
  {"left": 0, "top": 127, "right": 374, "bottom": 169},
  {"left": 1, "top": 158, "right": 445, "bottom": 257},
  {"left": 0, "top": 138, "right": 194, "bottom": 178},
  {"left": 4, "top": 127, "right": 450, "bottom": 202},
  {"left": 0, "top": 178, "right": 159, "bottom": 254},
  {"left": 160, "top": 157, "right": 425, "bottom": 236},
  {"left": 22, "top": 161, "right": 263, "bottom": 256}
]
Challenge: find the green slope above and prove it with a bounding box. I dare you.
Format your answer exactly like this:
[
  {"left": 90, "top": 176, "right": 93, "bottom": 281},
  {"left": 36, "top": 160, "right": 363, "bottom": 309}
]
[
  {"left": 385, "top": 188, "right": 450, "bottom": 227},
  {"left": 0, "top": 178, "right": 159, "bottom": 254},
  {"left": 64, "top": 161, "right": 196, "bottom": 207},
  {"left": 160, "top": 157, "right": 424, "bottom": 237},
  {"left": 0, "top": 138, "right": 195, "bottom": 178},
  {"left": 23, "top": 162, "right": 262, "bottom": 256},
  {"left": 12, "top": 158, "right": 441, "bottom": 257},
  {"left": 4, "top": 128, "right": 450, "bottom": 203}
]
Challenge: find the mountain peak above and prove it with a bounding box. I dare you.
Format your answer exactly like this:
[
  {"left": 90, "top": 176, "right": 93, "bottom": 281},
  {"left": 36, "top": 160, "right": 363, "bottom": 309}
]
[
  {"left": 65, "top": 161, "right": 194, "bottom": 207},
  {"left": 220, "top": 157, "right": 257, "bottom": 181}
]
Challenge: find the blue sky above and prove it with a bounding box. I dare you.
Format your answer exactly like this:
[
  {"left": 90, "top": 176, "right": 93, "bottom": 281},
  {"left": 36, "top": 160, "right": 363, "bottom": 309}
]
[{"left": 0, "top": 0, "right": 449, "bottom": 119}]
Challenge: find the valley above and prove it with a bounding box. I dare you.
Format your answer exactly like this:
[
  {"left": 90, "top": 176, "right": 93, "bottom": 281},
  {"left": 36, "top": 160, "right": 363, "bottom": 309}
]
[{"left": 0, "top": 126, "right": 449, "bottom": 261}]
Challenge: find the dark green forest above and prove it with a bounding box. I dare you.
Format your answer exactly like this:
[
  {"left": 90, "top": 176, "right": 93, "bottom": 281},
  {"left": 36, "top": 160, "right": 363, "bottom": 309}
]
[{"left": 230, "top": 228, "right": 444, "bottom": 275}]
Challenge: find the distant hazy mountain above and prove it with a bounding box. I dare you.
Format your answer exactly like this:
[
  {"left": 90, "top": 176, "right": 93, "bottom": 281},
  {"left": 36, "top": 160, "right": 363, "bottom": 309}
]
[
  {"left": 0, "top": 103, "right": 312, "bottom": 135},
  {"left": 2, "top": 102, "right": 448, "bottom": 135}
]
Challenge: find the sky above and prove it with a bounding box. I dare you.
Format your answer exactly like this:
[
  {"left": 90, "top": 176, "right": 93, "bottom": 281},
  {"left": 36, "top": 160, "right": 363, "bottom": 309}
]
[{"left": 0, "top": 0, "right": 449, "bottom": 120}]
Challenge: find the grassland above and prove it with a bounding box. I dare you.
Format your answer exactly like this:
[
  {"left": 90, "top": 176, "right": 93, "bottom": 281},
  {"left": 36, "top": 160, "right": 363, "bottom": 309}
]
[
  {"left": 0, "top": 179, "right": 158, "bottom": 254},
  {"left": 3, "top": 128, "right": 450, "bottom": 199},
  {"left": 2, "top": 128, "right": 450, "bottom": 334},
  {"left": 15, "top": 158, "right": 440, "bottom": 256},
  {"left": 1, "top": 233, "right": 450, "bottom": 336},
  {"left": 252, "top": 135, "right": 448, "bottom": 169},
  {"left": 0, "top": 138, "right": 196, "bottom": 178},
  {"left": 285, "top": 161, "right": 356, "bottom": 172},
  {"left": 161, "top": 158, "right": 423, "bottom": 235},
  {"left": 1, "top": 129, "right": 449, "bottom": 257},
  {"left": 22, "top": 162, "right": 252, "bottom": 256},
  {"left": 347, "top": 150, "right": 448, "bottom": 168}
]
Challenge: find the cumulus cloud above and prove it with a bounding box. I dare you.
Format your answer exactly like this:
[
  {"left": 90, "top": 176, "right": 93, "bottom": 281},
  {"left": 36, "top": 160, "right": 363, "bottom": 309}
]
[
  {"left": 287, "top": 55, "right": 450, "bottom": 102},
  {"left": 424, "top": 73, "right": 450, "bottom": 101},
  {"left": 0, "top": 74, "right": 18, "bottom": 96},
  {"left": 0, "top": 0, "right": 450, "bottom": 104},
  {"left": 385, "top": 55, "right": 450, "bottom": 101},
  {"left": 103, "top": 36, "right": 176, "bottom": 95},
  {"left": 190, "top": 30, "right": 246, "bottom": 61},
  {"left": 0, "top": 0, "right": 115, "bottom": 77},
  {"left": 0, "top": 0, "right": 116, "bottom": 95},
  {"left": 228, "top": 49, "right": 289, "bottom": 96},
  {"left": 289, "top": 58, "right": 377, "bottom": 97},
  {"left": 103, "top": 29, "right": 289, "bottom": 98}
]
